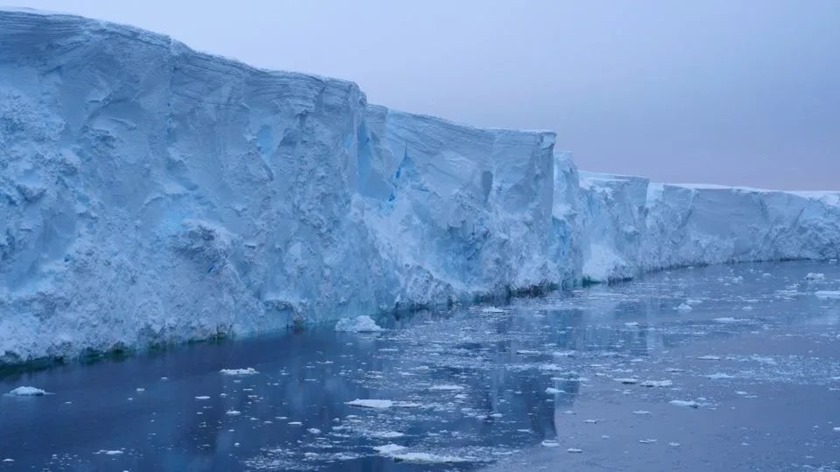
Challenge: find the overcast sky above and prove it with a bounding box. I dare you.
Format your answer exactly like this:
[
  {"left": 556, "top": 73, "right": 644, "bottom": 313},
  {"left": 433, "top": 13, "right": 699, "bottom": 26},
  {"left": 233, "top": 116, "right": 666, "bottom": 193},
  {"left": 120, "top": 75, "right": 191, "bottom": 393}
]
[{"left": 13, "top": 0, "right": 840, "bottom": 189}]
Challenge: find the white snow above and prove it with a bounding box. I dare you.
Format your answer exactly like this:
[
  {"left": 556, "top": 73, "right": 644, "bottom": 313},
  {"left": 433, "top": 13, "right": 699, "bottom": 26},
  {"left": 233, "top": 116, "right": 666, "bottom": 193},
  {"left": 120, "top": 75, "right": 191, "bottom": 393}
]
[
  {"left": 334, "top": 316, "right": 383, "bottom": 333},
  {"left": 0, "top": 8, "right": 838, "bottom": 365},
  {"left": 7, "top": 386, "right": 48, "bottom": 396}
]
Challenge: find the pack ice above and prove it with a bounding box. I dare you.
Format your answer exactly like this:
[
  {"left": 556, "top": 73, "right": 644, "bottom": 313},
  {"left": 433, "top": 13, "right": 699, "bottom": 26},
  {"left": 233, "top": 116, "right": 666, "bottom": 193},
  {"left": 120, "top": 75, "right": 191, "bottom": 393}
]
[{"left": 1, "top": 9, "right": 838, "bottom": 364}]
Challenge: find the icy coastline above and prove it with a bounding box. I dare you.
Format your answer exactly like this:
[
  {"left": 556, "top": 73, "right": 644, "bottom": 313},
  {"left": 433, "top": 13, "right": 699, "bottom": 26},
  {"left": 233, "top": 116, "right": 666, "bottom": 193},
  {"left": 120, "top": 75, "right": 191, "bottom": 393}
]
[{"left": 1, "top": 9, "right": 838, "bottom": 364}]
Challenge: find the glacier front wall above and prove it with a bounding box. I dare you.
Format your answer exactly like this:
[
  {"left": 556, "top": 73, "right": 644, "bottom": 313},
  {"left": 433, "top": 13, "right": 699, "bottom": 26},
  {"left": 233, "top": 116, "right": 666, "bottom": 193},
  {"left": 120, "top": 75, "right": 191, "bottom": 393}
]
[{"left": 0, "top": 10, "right": 838, "bottom": 364}]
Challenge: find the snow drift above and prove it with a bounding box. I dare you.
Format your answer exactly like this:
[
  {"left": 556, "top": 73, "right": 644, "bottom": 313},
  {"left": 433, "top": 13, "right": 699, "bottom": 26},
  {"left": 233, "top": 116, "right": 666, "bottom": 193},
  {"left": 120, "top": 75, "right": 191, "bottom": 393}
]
[{"left": 1, "top": 9, "right": 838, "bottom": 364}]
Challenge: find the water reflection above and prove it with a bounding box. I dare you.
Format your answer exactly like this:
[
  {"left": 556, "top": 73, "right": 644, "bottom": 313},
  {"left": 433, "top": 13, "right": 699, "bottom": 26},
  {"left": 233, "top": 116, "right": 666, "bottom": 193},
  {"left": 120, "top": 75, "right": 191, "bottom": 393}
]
[{"left": 1, "top": 261, "right": 839, "bottom": 471}]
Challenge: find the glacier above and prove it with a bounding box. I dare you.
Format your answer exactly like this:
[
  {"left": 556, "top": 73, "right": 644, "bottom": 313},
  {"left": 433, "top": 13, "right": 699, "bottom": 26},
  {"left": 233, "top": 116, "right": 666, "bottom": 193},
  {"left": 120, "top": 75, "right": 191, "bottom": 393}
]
[{"left": 0, "top": 9, "right": 838, "bottom": 365}]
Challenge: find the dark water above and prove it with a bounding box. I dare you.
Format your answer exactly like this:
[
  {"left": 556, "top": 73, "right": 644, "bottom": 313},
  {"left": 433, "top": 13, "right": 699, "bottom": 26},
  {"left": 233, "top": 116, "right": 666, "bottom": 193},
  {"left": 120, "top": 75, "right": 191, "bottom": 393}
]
[{"left": 1, "top": 261, "right": 839, "bottom": 471}]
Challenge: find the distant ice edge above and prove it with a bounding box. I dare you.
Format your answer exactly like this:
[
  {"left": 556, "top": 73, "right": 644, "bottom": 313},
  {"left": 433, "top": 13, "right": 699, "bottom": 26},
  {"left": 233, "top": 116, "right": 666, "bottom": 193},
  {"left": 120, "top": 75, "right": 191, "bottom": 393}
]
[{"left": 1, "top": 9, "right": 838, "bottom": 365}]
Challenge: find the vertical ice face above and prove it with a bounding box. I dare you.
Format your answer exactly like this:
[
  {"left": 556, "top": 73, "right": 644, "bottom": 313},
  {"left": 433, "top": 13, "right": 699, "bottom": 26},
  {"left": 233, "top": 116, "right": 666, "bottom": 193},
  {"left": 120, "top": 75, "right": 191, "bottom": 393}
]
[
  {"left": 0, "top": 9, "right": 838, "bottom": 364},
  {"left": 359, "top": 107, "right": 560, "bottom": 307},
  {"left": 0, "top": 9, "right": 390, "bottom": 361},
  {"left": 577, "top": 175, "right": 840, "bottom": 282}
]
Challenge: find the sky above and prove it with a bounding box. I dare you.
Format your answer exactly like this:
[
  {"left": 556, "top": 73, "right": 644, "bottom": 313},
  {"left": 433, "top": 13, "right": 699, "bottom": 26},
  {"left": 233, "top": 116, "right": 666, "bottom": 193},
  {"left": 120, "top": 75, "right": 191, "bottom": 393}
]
[{"left": 12, "top": 0, "right": 840, "bottom": 190}]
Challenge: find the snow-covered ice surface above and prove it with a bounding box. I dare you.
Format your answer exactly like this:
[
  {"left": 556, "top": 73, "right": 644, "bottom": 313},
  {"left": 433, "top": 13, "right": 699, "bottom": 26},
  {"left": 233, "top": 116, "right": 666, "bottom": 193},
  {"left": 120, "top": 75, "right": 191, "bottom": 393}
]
[
  {"left": 2, "top": 261, "right": 840, "bottom": 471},
  {"left": 1, "top": 9, "right": 839, "bottom": 365}
]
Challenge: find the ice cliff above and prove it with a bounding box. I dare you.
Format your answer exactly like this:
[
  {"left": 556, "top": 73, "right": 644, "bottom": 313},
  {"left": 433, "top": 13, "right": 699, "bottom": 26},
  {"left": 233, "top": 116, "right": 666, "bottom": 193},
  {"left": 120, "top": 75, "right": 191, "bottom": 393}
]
[{"left": 1, "top": 9, "right": 838, "bottom": 364}]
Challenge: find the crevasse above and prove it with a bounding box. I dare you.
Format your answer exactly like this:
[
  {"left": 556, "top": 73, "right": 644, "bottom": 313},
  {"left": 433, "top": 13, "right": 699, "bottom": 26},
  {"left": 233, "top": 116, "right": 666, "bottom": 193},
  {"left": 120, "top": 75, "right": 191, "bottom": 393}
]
[{"left": 1, "top": 9, "right": 838, "bottom": 364}]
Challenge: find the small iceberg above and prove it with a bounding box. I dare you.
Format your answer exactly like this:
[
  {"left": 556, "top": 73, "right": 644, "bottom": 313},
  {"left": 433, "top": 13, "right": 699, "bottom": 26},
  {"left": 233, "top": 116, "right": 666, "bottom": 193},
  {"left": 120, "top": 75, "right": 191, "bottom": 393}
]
[
  {"left": 220, "top": 367, "right": 258, "bottom": 376},
  {"left": 374, "top": 444, "right": 407, "bottom": 455},
  {"left": 335, "top": 315, "right": 383, "bottom": 333},
  {"left": 7, "top": 386, "right": 48, "bottom": 396},
  {"left": 346, "top": 399, "right": 393, "bottom": 409},
  {"left": 669, "top": 400, "right": 700, "bottom": 408},
  {"left": 640, "top": 380, "right": 673, "bottom": 388}
]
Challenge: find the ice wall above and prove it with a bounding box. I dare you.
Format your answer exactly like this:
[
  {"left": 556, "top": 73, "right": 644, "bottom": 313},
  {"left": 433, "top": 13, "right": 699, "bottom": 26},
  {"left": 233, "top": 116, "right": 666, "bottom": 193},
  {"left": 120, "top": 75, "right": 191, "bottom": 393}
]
[
  {"left": 579, "top": 173, "right": 840, "bottom": 282},
  {"left": 0, "top": 9, "right": 838, "bottom": 364}
]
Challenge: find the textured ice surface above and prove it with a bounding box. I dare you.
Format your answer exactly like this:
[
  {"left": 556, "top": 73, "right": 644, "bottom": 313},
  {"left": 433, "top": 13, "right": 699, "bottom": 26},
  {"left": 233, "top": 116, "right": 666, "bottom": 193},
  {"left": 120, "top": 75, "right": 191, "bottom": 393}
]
[
  {"left": 6, "top": 386, "right": 47, "bottom": 396},
  {"left": 334, "top": 316, "right": 383, "bottom": 333},
  {"left": 1, "top": 9, "right": 839, "bottom": 364}
]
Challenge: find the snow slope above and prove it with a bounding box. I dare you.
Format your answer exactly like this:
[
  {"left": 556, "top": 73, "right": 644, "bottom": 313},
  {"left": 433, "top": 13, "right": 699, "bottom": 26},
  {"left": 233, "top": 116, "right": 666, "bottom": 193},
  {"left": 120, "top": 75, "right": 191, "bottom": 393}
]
[{"left": 0, "top": 9, "right": 837, "bottom": 364}]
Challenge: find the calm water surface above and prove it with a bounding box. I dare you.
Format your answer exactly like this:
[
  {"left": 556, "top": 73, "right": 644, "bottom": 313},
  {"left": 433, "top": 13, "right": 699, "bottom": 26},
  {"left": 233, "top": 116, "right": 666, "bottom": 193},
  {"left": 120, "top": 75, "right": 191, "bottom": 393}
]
[{"left": 1, "top": 261, "right": 839, "bottom": 471}]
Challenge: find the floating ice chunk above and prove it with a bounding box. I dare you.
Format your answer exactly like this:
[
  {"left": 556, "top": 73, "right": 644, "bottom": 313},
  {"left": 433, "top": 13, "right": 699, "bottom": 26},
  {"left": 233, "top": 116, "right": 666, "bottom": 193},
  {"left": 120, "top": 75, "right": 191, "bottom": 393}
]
[
  {"left": 288, "top": 421, "right": 302, "bottom": 426},
  {"left": 641, "top": 380, "right": 673, "bottom": 388},
  {"left": 546, "top": 387, "right": 562, "bottom": 395},
  {"left": 614, "top": 378, "right": 639, "bottom": 385},
  {"left": 195, "top": 396, "right": 211, "bottom": 400},
  {"left": 346, "top": 399, "right": 393, "bottom": 409},
  {"left": 136, "top": 387, "right": 145, "bottom": 392},
  {"left": 94, "top": 450, "right": 123, "bottom": 455},
  {"left": 669, "top": 400, "right": 700, "bottom": 408},
  {"left": 686, "top": 299, "right": 703, "bottom": 305},
  {"left": 815, "top": 291, "right": 840, "bottom": 299},
  {"left": 429, "top": 384, "right": 464, "bottom": 391},
  {"left": 335, "top": 316, "right": 383, "bottom": 333},
  {"left": 1, "top": 458, "right": 13, "bottom": 462},
  {"left": 639, "top": 439, "right": 657, "bottom": 444},
  {"left": 516, "top": 350, "right": 541, "bottom": 355},
  {"left": 7, "top": 386, "right": 48, "bottom": 396},
  {"left": 541, "top": 440, "right": 560, "bottom": 447},
  {"left": 625, "top": 322, "right": 639, "bottom": 327},
  {"left": 374, "top": 444, "right": 407, "bottom": 455},
  {"left": 225, "top": 410, "right": 241, "bottom": 416},
  {"left": 696, "top": 355, "right": 720, "bottom": 361},
  {"left": 583, "top": 419, "right": 599, "bottom": 424},
  {"left": 676, "top": 303, "right": 693, "bottom": 312},
  {"left": 669, "top": 442, "right": 681, "bottom": 447},
  {"left": 368, "top": 431, "right": 405, "bottom": 439},
  {"left": 220, "top": 367, "right": 258, "bottom": 376},
  {"left": 707, "top": 373, "right": 736, "bottom": 379},
  {"left": 553, "top": 350, "right": 577, "bottom": 357},
  {"left": 567, "top": 448, "right": 583, "bottom": 453},
  {"left": 307, "top": 428, "right": 321, "bottom": 434},
  {"left": 390, "top": 452, "right": 470, "bottom": 464},
  {"left": 633, "top": 410, "right": 652, "bottom": 415},
  {"left": 481, "top": 307, "right": 506, "bottom": 314},
  {"left": 714, "top": 317, "right": 740, "bottom": 323},
  {"left": 833, "top": 427, "right": 840, "bottom": 432},
  {"left": 805, "top": 273, "right": 825, "bottom": 281}
]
